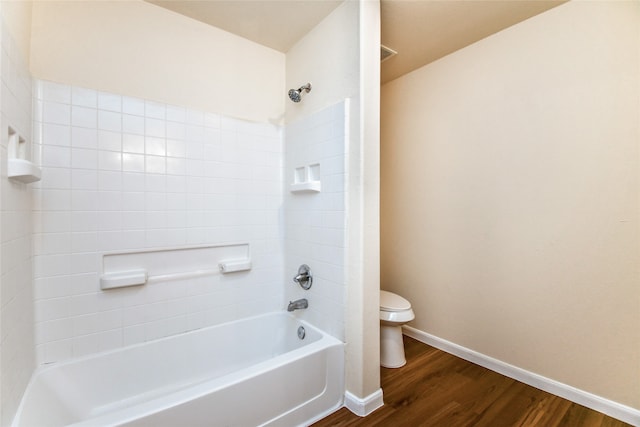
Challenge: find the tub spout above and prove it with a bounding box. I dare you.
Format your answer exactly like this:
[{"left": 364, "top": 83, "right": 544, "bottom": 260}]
[{"left": 287, "top": 298, "right": 308, "bottom": 312}]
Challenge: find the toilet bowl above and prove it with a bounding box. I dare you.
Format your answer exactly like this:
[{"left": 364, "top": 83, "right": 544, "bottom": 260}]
[{"left": 380, "top": 290, "right": 415, "bottom": 368}]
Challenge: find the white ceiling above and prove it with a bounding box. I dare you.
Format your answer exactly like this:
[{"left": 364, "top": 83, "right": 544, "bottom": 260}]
[{"left": 146, "top": 0, "right": 566, "bottom": 84}]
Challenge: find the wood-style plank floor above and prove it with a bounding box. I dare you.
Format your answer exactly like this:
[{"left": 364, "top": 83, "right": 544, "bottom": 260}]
[{"left": 313, "top": 337, "right": 631, "bottom": 427}]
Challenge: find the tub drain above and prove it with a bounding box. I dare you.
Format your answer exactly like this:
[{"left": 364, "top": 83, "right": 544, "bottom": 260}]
[{"left": 297, "top": 326, "right": 306, "bottom": 340}]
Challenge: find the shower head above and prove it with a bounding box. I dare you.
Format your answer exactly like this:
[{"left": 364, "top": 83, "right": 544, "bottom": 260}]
[{"left": 288, "top": 83, "right": 312, "bottom": 103}]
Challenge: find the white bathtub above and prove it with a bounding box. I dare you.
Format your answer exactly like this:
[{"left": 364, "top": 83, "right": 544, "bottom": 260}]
[{"left": 13, "top": 312, "right": 344, "bottom": 427}]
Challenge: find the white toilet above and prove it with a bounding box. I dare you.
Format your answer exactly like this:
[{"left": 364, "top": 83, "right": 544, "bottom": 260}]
[{"left": 380, "top": 290, "right": 415, "bottom": 368}]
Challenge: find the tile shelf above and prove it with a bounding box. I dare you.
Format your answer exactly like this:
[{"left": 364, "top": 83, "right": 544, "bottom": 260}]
[
  {"left": 290, "top": 181, "right": 321, "bottom": 193},
  {"left": 8, "top": 159, "right": 41, "bottom": 184},
  {"left": 291, "top": 163, "right": 321, "bottom": 193},
  {"left": 7, "top": 126, "right": 41, "bottom": 183}
]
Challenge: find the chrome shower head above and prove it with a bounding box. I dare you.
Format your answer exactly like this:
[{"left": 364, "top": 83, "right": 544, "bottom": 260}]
[
  {"left": 288, "top": 83, "right": 312, "bottom": 103},
  {"left": 288, "top": 89, "right": 302, "bottom": 103}
]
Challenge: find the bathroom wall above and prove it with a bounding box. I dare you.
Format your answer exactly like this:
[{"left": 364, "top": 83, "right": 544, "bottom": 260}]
[
  {"left": 0, "top": 2, "right": 35, "bottom": 425},
  {"left": 286, "top": 0, "right": 382, "bottom": 406},
  {"left": 284, "top": 100, "right": 348, "bottom": 340},
  {"left": 29, "top": 0, "right": 285, "bottom": 124},
  {"left": 381, "top": 0, "right": 639, "bottom": 410},
  {"left": 285, "top": 1, "right": 359, "bottom": 124},
  {"left": 353, "top": 0, "right": 381, "bottom": 404},
  {"left": 32, "top": 79, "right": 284, "bottom": 364},
  {"left": 1, "top": 1, "right": 381, "bottom": 422}
]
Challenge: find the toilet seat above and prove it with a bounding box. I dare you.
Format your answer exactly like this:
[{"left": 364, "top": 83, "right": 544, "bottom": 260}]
[
  {"left": 380, "top": 290, "right": 411, "bottom": 312},
  {"left": 380, "top": 290, "right": 414, "bottom": 323}
]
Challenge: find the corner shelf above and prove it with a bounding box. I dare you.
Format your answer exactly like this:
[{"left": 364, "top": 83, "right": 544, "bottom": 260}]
[
  {"left": 290, "top": 163, "right": 321, "bottom": 194},
  {"left": 8, "top": 159, "right": 41, "bottom": 183},
  {"left": 7, "top": 127, "right": 41, "bottom": 184},
  {"left": 290, "top": 181, "right": 321, "bottom": 193}
]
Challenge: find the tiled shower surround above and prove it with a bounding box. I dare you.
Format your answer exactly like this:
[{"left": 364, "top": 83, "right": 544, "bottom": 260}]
[
  {"left": 284, "top": 101, "right": 347, "bottom": 340},
  {"left": 31, "top": 79, "right": 348, "bottom": 367},
  {"left": 1, "top": 15, "right": 35, "bottom": 425},
  {"left": 32, "top": 80, "right": 285, "bottom": 364}
]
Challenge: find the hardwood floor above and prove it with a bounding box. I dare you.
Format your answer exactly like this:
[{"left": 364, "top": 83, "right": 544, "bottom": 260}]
[{"left": 313, "top": 337, "right": 631, "bottom": 427}]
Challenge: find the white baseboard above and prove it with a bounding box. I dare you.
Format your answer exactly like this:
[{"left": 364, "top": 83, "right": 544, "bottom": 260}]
[
  {"left": 403, "top": 326, "right": 640, "bottom": 427},
  {"left": 344, "top": 388, "right": 384, "bottom": 417}
]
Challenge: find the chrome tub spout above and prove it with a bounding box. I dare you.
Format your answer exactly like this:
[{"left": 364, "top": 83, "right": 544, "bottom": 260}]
[{"left": 287, "top": 299, "right": 308, "bottom": 312}]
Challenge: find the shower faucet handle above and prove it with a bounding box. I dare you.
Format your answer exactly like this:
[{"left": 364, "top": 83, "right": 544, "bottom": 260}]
[{"left": 293, "top": 264, "right": 312, "bottom": 290}]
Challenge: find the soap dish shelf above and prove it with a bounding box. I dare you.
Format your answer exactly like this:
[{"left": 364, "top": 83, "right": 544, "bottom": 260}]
[
  {"left": 8, "top": 159, "right": 41, "bottom": 183},
  {"left": 290, "top": 181, "right": 321, "bottom": 193}
]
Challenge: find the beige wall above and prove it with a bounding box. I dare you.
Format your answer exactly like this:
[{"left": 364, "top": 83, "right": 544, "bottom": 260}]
[
  {"left": 1, "top": 0, "right": 32, "bottom": 63},
  {"left": 285, "top": 0, "right": 359, "bottom": 124},
  {"left": 30, "top": 0, "right": 285, "bottom": 124},
  {"left": 381, "top": 0, "right": 639, "bottom": 409}
]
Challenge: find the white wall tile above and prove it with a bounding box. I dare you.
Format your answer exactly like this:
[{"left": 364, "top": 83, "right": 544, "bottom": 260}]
[
  {"left": 166, "top": 139, "right": 185, "bottom": 158},
  {"left": 97, "top": 191, "right": 122, "bottom": 211},
  {"left": 43, "top": 102, "right": 71, "bottom": 126},
  {"left": 284, "top": 101, "right": 347, "bottom": 340},
  {"left": 123, "top": 324, "right": 145, "bottom": 346},
  {"left": 41, "top": 339, "right": 73, "bottom": 364},
  {"left": 96, "top": 112, "right": 121, "bottom": 136},
  {"left": 122, "top": 96, "right": 144, "bottom": 116},
  {"left": 41, "top": 167, "right": 71, "bottom": 189},
  {"left": 166, "top": 157, "right": 186, "bottom": 175},
  {"left": 71, "top": 148, "right": 98, "bottom": 170},
  {"left": 122, "top": 172, "right": 145, "bottom": 191},
  {"left": 185, "top": 109, "right": 204, "bottom": 125},
  {"left": 98, "top": 92, "right": 121, "bottom": 112},
  {"left": 123, "top": 134, "right": 145, "bottom": 154},
  {"left": 122, "top": 210, "right": 146, "bottom": 228},
  {"left": 41, "top": 189, "right": 71, "bottom": 211},
  {"left": 145, "top": 155, "right": 165, "bottom": 174},
  {"left": 98, "top": 171, "right": 122, "bottom": 191},
  {"left": 121, "top": 230, "right": 145, "bottom": 249},
  {"left": 204, "top": 113, "right": 220, "bottom": 129},
  {"left": 71, "top": 86, "right": 98, "bottom": 108},
  {"left": 97, "top": 211, "right": 122, "bottom": 231},
  {"left": 42, "top": 145, "right": 70, "bottom": 168},
  {"left": 70, "top": 211, "right": 97, "bottom": 232},
  {"left": 32, "top": 80, "right": 286, "bottom": 365},
  {"left": 98, "top": 151, "right": 122, "bottom": 171},
  {"left": 70, "top": 252, "right": 99, "bottom": 275},
  {"left": 36, "top": 318, "right": 74, "bottom": 344},
  {"left": 71, "top": 232, "right": 98, "bottom": 253},
  {"left": 43, "top": 123, "right": 71, "bottom": 147},
  {"left": 144, "top": 174, "right": 166, "bottom": 192},
  {"left": 166, "top": 121, "right": 185, "bottom": 140},
  {"left": 123, "top": 153, "right": 145, "bottom": 173},
  {"left": 123, "top": 114, "right": 145, "bottom": 135},
  {"left": 145, "top": 118, "right": 165, "bottom": 138},
  {"left": 73, "top": 310, "right": 122, "bottom": 336},
  {"left": 166, "top": 105, "right": 186, "bottom": 123},
  {"left": 38, "top": 233, "right": 70, "bottom": 256},
  {"left": 145, "top": 136, "right": 165, "bottom": 156},
  {"left": 145, "top": 101, "right": 165, "bottom": 119},
  {"left": 71, "top": 106, "right": 97, "bottom": 128},
  {"left": 71, "top": 127, "right": 98, "bottom": 149},
  {"left": 42, "top": 81, "right": 71, "bottom": 104},
  {"left": 98, "top": 130, "right": 121, "bottom": 152},
  {"left": 71, "top": 190, "right": 99, "bottom": 211}
]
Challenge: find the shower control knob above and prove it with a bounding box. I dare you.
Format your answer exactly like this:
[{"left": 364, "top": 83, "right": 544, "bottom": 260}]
[{"left": 293, "top": 264, "right": 312, "bottom": 290}]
